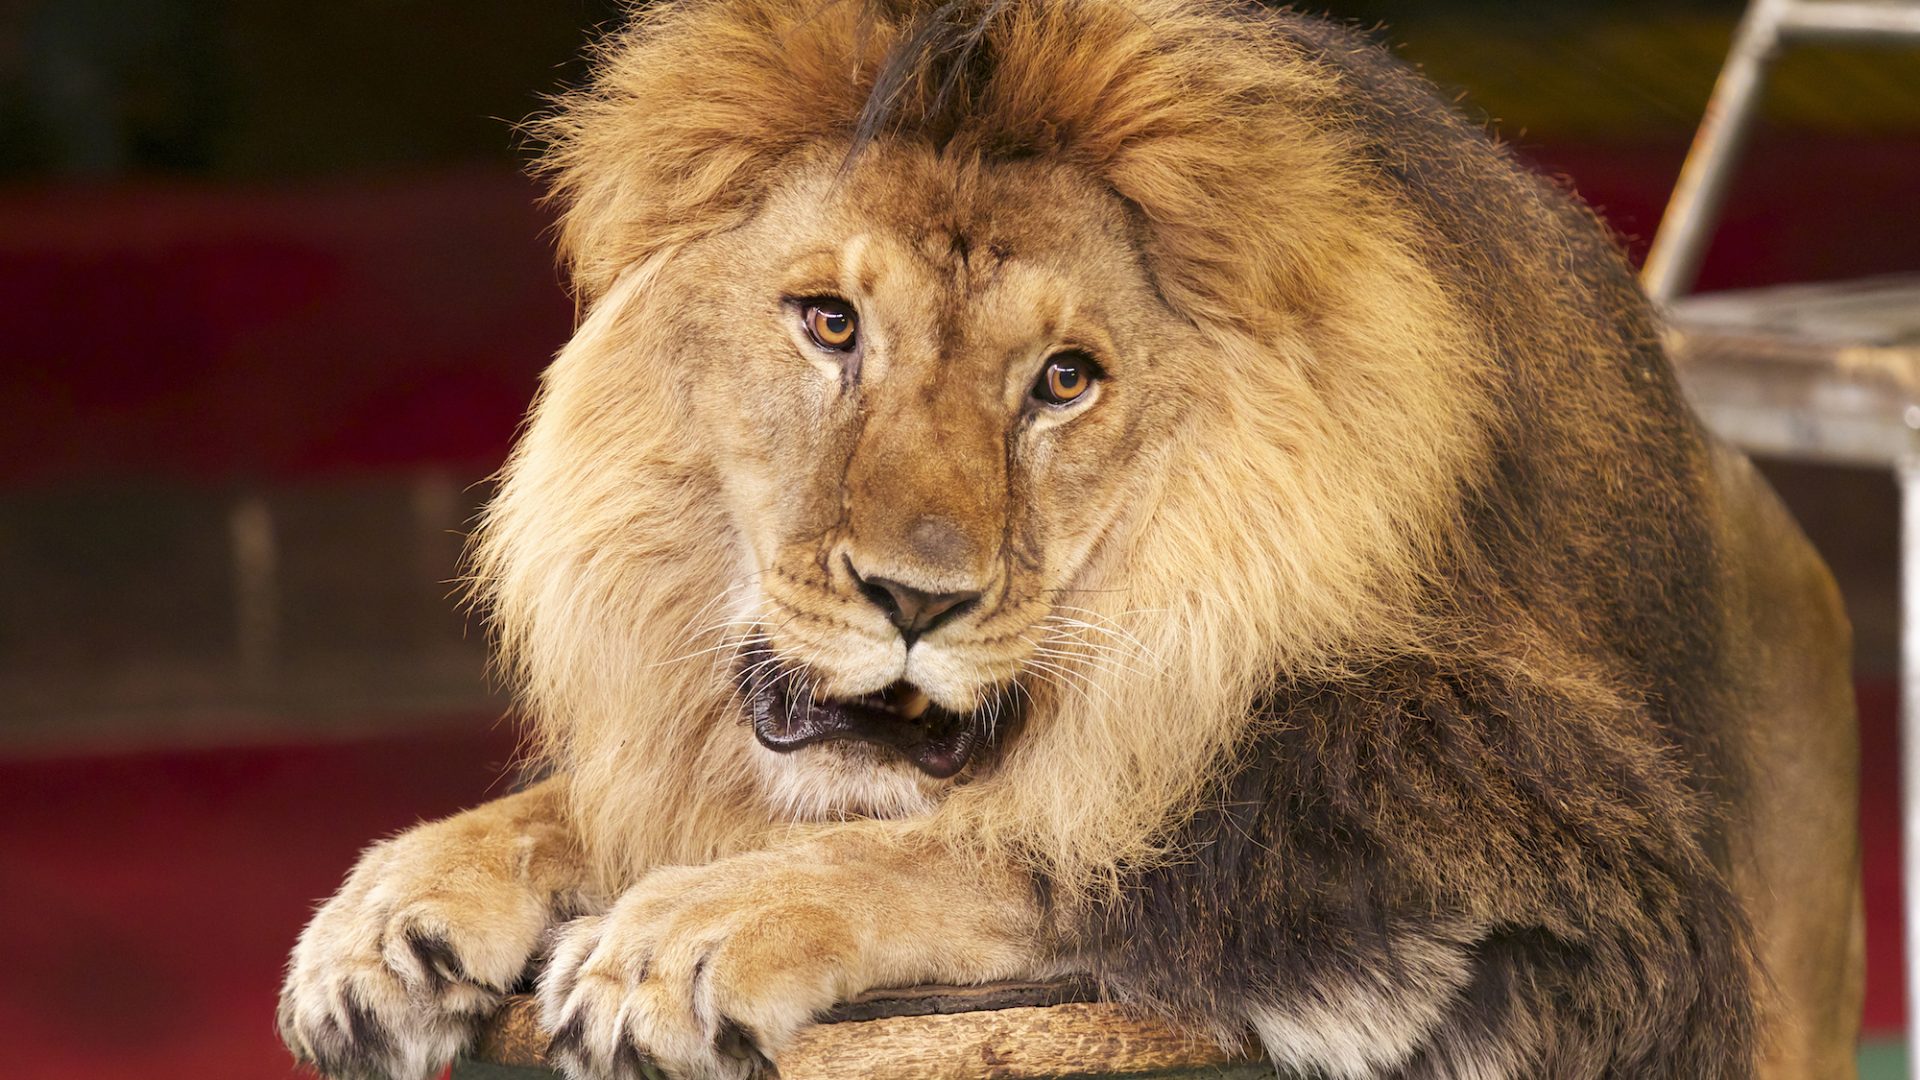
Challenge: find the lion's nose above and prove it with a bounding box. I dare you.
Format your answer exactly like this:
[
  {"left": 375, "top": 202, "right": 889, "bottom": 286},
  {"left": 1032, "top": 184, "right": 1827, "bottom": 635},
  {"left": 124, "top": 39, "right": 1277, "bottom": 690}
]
[{"left": 849, "top": 567, "right": 979, "bottom": 645}]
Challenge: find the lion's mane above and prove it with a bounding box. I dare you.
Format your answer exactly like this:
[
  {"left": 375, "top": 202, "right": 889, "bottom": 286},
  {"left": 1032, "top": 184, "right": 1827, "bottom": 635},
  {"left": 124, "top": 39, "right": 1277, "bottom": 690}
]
[{"left": 472, "top": 0, "right": 1757, "bottom": 1072}]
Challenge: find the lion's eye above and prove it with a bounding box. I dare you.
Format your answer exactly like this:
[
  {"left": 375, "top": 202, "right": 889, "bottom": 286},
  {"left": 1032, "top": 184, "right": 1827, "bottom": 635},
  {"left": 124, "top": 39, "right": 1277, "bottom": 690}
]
[
  {"left": 1031, "top": 352, "right": 1099, "bottom": 407},
  {"left": 803, "top": 301, "right": 858, "bottom": 351}
]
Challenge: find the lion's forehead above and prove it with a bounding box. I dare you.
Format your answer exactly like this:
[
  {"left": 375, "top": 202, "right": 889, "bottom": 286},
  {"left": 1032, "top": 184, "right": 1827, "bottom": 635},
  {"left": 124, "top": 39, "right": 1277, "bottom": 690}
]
[{"left": 758, "top": 146, "right": 1135, "bottom": 293}]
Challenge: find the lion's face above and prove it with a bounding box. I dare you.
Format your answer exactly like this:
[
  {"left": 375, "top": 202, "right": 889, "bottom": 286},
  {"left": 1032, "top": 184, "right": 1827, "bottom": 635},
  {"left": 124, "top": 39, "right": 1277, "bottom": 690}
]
[{"left": 643, "top": 144, "right": 1191, "bottom": 815}]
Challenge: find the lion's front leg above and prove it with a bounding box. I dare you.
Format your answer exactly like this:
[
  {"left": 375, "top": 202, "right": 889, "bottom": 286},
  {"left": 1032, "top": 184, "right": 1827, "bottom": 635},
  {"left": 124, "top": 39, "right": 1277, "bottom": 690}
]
[
  {"left": 278, "top": 779, "right": 587, "bottom": 1080},
  {"left": 538, "top": 828, "right": 1054, "bottom": 1080}
]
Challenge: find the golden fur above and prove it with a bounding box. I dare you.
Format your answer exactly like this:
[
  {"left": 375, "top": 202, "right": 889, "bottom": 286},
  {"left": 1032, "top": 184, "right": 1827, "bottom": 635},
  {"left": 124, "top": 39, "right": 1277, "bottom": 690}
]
[{"left": 280, "top": 1, "right": 1862, "bottom": 1077}]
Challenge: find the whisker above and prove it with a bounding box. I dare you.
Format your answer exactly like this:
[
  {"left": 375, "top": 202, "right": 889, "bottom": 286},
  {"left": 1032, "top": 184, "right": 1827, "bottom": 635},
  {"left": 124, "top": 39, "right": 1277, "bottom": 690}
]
[
  {"left": 1020, "top": 656, "right": 1122, "bottom": 714},
  {"left": 1024, "top": 642, "right": 1143, "bottom": 683},
  {"left": 1023, "top": 667, "right": 1101, "bottom": 715},
  {"left": 736, "top": 654, "right": 790, "bottom": 700},
  {"left": 1024, "top": 628, "right": 1149, "bottom": 677},
  {"left": 1036, "top": 623, "right": 1144, "bottom": 661},
  {"left": 649, "top": 632, "right": 766, "bottom": 670},
  {"left": 1020, "top": 649, "right": 1109, "bottom": 687},
  {"left": 1043, "top": 610, "right": 1162, "bottom": 651},
  {"left": 1040, "top": 610, "right": 1165, "bottom": 664},
  {"left": 1030, "top": 628, "right": 1139, "bottom": 661},
  {"left": 1051, "top": 604, "right": 1166, "bottom": 620},
  {"left": 665, "top": 572, "right": 767, "bottom": 644}
]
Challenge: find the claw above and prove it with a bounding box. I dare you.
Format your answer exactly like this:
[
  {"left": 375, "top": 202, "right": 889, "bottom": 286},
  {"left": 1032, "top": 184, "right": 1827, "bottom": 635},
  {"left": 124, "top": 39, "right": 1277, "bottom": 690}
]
[
  {"left": 612, "top": 1036, "right": 652, "bottom": 1078},
  {"left": 547, "top": 1006, "right": 588, "bottom": 1059},
  {"left": 716, "top": 1018, "right": 774, "bottom": 1071},
  {"left": 343, "top": 995, "right": 394, "bottom": 1061},
  {"left": 405, "top": 931, "right": 468, "bottom": 991}
]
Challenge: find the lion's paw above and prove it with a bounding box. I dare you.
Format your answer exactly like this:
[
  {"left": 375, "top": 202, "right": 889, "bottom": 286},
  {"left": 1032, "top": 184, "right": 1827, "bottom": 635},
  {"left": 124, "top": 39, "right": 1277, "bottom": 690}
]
[
  {"left": 538, "top": 862, "right": 854, "bottom": 1080},
  {"left": 278, "top": 839, "right": 554, "bottom": 1080}
]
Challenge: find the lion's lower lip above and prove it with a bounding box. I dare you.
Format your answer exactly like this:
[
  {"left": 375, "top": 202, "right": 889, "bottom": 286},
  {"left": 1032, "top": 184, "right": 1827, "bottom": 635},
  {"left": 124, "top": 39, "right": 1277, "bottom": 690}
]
[{"left": 741, "top": 654, "right": 987, "bottom": 779}]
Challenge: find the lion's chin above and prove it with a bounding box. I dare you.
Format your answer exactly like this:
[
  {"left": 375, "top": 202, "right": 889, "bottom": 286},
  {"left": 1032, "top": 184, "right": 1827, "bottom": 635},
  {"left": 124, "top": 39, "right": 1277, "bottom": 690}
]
[{"left": 748, "top": 739, "right": 954, "bottom": 822}]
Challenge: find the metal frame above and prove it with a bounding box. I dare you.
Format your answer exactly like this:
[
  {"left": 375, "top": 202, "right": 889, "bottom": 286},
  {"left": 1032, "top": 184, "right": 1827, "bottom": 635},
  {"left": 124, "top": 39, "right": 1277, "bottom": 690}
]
[
  {"left": 1641, "top": 2, "right": 1920, "bottom": 1066},
  {"left": 1642, "top": 0, "right": 1920, "bottom": 305}
]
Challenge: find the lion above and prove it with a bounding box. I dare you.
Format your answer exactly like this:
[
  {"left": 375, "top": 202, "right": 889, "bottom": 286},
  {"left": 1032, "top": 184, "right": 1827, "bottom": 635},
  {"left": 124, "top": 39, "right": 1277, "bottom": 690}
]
[{"left": 276, "top": 0, "right": 1864, "bottom": 1076}]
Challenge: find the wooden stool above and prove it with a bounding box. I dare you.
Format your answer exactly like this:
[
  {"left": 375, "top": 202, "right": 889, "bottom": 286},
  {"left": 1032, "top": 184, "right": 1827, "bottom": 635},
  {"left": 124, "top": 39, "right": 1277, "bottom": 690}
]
[{"left": 455, "top": 980, "right": 1276, "bottom": 1079}]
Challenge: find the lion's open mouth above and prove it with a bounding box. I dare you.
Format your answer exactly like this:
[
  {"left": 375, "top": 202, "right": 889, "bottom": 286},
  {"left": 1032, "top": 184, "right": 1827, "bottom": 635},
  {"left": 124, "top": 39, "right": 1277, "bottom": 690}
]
[{"left": 740, "top": 648, "right": 1005, "bottom": 779}]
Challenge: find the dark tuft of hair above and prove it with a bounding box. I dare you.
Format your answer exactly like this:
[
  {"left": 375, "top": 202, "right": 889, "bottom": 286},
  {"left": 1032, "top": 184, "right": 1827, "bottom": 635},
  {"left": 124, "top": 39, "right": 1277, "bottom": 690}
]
[{"left": 850, "top": 0, "right": 1012, "bottom": 157}]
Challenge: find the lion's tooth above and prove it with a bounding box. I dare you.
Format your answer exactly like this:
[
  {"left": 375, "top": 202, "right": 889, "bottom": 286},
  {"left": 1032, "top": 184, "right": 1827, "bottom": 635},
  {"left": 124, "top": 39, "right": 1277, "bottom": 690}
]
[{"left": 897, "top": 687, "right": 931, "bottom": 720}]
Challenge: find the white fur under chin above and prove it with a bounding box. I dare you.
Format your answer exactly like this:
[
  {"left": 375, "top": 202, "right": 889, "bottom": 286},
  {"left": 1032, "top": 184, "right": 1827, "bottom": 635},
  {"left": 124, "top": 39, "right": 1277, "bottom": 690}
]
[{"left": 749, "top": 740, "right": 947, "bottom": 821}]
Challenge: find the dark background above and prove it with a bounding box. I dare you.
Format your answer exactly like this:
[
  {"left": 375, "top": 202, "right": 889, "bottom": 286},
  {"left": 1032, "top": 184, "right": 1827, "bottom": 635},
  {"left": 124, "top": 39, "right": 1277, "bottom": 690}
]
[{"left": 0, "top": 1, "right": 1915, "bottom": 1077}]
